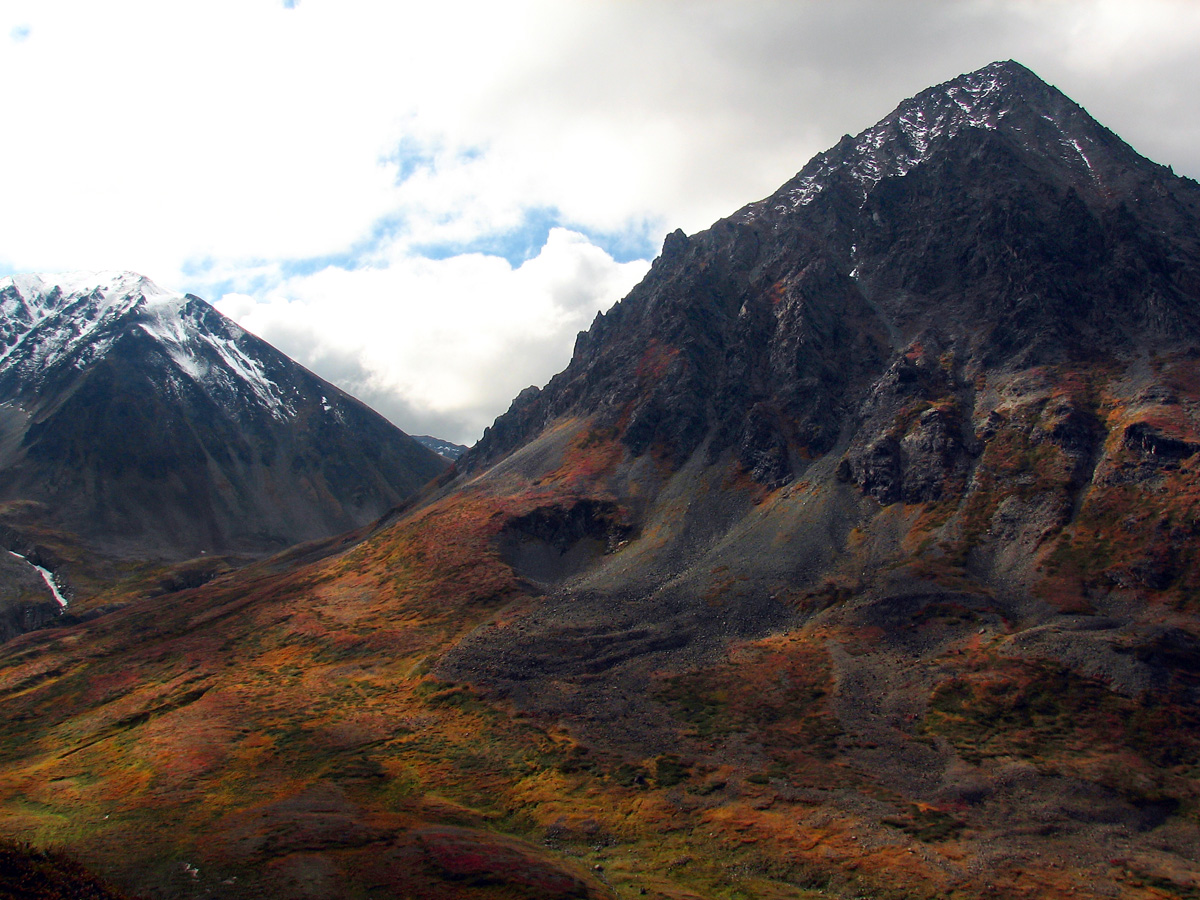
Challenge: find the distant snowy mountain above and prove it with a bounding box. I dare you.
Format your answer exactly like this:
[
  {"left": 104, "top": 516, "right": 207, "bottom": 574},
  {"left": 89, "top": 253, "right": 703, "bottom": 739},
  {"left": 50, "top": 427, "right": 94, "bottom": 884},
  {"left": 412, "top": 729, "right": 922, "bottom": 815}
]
[
  {"left": 413, "top": 435, "right": 469, "bottom": 460},
  {"left": 3, "top": 272, "right": 310, "bottom": 421},
  {"left": 0, "top": 271, "right": 447, "bottom": 560}
]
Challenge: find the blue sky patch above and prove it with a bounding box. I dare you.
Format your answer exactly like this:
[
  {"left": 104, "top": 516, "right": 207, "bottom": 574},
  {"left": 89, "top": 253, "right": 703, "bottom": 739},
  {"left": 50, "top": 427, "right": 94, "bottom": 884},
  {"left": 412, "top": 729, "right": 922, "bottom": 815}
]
[
  {"left": 414, "top": 208, "right": 563, "bottom": 266},
  {"left": 180, "top": 206, "right": 660, "bottom": 301},
  {"left": 384, "top": 138, "right": 488, "bottom": 185},
  {"left": 387, "top": 136, "right": 440, "bottom": 183},
  {"left": 412, "top": 207, "right": 661, "bottom": 267},
  {"left": 574, "top": 219, "right": 663, "bottom": 264},
  {"left": 180, "top": 259, "right": 275, "bottom": 301},
  {"left": 277, "top": 248, "right": 365, "bottom": 279}
]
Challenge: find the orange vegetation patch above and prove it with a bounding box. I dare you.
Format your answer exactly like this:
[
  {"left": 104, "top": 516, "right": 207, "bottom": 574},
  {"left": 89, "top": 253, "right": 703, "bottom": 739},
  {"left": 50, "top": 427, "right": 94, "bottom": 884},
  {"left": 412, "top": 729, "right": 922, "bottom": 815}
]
[
  {"left": 657, "top": 633, "right": 842, "bottom": 778},
  {"left": 768, "top": 280, "right": 786, "bottom": 306},
  {"left": 544, "top": 426, "right": 627, "bottom": 488},
  {"left": 1047, "top": 364, "right": 1112, "bottom": 402},
  {"left": 1041, "top": 459, "right": 1200, "bottom": 610}
]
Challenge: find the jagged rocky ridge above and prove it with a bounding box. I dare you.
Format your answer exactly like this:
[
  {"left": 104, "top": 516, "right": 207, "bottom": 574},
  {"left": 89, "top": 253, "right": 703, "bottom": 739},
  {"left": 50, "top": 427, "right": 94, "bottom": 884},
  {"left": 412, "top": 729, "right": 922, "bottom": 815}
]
[
  {"left": 0, "top": 272, "right": 447, "bottom": 560},
  {"left": 464, "top": 60, "right": 1200, "bottom": 492}
]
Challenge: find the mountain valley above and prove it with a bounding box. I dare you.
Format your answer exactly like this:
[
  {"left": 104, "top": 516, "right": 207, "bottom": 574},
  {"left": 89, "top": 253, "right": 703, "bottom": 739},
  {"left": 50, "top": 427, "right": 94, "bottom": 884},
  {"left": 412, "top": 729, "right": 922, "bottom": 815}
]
[{"left": 1, "top": 61, "right": 1200, "bottom": 900}]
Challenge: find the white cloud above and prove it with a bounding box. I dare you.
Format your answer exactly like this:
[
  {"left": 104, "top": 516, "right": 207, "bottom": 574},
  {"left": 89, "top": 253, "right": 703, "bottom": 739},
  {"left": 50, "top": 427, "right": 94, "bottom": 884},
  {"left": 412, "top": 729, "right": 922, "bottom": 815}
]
[
  {"left": 2, "top": 0, "right": 1199, "bottom": 445},
  {"left": 215, "top": 229, "right": 649, "bottom": 445}
]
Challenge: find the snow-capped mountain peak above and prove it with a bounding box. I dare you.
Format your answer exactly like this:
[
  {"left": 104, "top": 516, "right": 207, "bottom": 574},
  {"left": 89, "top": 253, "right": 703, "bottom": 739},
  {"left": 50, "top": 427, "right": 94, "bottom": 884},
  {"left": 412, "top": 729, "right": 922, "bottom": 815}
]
[
  {"left": 0, "top": 270, "right": 448, "bottom": 559},
  {"left": 1, "top": 270, "right": 177, "bottom": 365},
  {"left": 744, "top": 60, "right": 1126, "bottom": 218},
  {"left": 0, "top": 270, "right": 296, "bottom": 420},
  {"left": 2, "top": 270, "right": 175, "bottom": 321}
]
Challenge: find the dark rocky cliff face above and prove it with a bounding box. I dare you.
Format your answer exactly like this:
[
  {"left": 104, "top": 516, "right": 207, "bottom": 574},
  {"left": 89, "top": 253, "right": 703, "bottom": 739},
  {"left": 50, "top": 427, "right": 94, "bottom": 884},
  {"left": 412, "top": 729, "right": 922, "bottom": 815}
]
[{"left": 462, "top": 61, "right": 1200, "bottom": 496}]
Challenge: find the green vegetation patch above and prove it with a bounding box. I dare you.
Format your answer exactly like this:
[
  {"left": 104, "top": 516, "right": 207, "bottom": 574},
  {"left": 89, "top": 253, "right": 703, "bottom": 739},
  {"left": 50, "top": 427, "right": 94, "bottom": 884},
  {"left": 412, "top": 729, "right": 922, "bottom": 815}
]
[
  {"left": 925, "top": 659, "right": 1200, "bottom": 771},
  {"left": 657, "top": 638, "right": 841, "bottom": 762},
  {"left": 1123, "top": 867, "right": 1200, "bottom": 900},
  {"left": 652, "top": 754, "right": 690, "bottom": 787},
  {"left": 882, "top": 805, "right": 966, "bottom": 843}
]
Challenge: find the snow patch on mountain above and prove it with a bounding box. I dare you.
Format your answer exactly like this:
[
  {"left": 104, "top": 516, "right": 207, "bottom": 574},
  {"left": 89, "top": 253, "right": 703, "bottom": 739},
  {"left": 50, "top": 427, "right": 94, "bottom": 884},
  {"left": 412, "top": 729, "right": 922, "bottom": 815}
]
[
  {"left": 777, "top": 62, "right": 1020, "bottom": 212},
  {"left": 737, "top": 61, "right": 1101, "bottom": 222},
  {"left": 7, "top": 551, "right": 68, "bottom": 608},
  {"left": 414, "top": 435, "right": 469, "bottom": 460},
  {"left": 5, "top": 270, "right": 170, "bottom": 309},
  {"left": 2, "top": 272, "right": 173, "bottom": 369},
  {"left": 1066, "top": 137, "right": 1096, "bottom": 176},
  {"left": 199, "top": 331, "right": 292, "bottom": 418},
  {"left": 0, "top": 271, "right": 294, "bottom": 419}
]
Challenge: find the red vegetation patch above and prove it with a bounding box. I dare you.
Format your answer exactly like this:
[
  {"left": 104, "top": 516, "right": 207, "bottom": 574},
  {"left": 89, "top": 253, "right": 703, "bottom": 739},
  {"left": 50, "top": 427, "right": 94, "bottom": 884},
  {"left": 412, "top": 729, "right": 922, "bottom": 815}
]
[
  {"left": 1162, "top": 355, "right": 1200, "bottom": 397},
  {"left": 0, "top": 841, "right": 137, "bottom": 900},
  {"left": 547, "top": 427, "right": 627, "bottom": 487},
  {"left": 334, "top": 488, "right": 538, "bottom": 620},
  {"left": 414, "top": 827, "right": 608, "bottom": 899},
  {"left": 635, "top": 339, "right": 678, "bottom": 381}
]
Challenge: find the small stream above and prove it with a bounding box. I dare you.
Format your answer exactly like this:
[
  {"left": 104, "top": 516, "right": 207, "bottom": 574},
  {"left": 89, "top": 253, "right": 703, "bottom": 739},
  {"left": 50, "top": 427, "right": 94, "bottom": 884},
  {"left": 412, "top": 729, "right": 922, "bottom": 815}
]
[{"left": 8, "top": 550, "right": 68, "bottom": 608}]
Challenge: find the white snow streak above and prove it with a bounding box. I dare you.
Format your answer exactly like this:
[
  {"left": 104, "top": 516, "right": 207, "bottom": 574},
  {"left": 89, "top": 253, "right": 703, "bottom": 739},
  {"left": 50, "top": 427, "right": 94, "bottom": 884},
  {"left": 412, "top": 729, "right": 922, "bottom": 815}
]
[
  {"left": 1068, "top": 138, "right": 1095, "bottom": 174},
  {"left": 200, "top": 332, "right": 291, "bottom": 418},
  {"left": 8, "top": 550, "right": 68, "bottom": 608}
]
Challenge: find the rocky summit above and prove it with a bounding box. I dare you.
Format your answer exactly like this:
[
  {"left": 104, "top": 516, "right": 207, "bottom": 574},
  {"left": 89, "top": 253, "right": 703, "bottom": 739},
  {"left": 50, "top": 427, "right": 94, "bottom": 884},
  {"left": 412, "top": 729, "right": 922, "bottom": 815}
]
[
  {"left": 466, "top": 60, "right": 1200, "bottom": 484},
  {"left": 1, "top": 62, "right": 1199, "bottom": 900}
]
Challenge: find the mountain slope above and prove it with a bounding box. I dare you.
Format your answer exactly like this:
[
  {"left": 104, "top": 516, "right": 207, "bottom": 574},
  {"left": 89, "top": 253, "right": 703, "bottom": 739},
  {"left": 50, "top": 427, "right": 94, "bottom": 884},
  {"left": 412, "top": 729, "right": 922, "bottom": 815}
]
[
  {"left": 0, "top": 271, "right": 447, "bottom": 561},
  {"left": 436, "top": 59, "right": 1200, "bottom": 892},
  {"left": 440, "top": 56, "right": 1200, "bottom": 791},
  {"left": 1, "top": 62, "right": 1200, "bottom": 900}
]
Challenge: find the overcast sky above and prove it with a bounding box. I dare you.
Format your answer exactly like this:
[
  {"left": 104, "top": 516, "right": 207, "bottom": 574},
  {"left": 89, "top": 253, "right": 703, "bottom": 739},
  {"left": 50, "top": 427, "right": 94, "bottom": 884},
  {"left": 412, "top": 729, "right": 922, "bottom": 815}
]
[{"left": 3, "top": 0, "right": 1200, "bottom": 445}]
